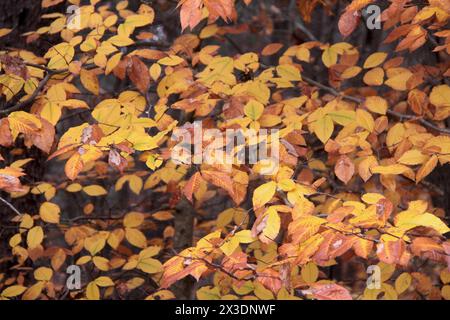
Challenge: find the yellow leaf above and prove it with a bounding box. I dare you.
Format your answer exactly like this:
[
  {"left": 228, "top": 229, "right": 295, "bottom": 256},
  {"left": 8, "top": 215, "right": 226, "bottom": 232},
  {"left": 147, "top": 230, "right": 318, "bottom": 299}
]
[
  {"left": 371, "top": 164, "right": 409, "bottom": 175},
  {"left": 252, "top": 181, "right": 277, "bottom": 209},
  {"left": 125, "top": 14, "right": 154, "bottom": 28},
  {"left": 234, "top": 230, "right": 256, "bottom": 243},
  {"left": 22, "top": 282, "right": 44, "bottom": 300},
  {"left": 200, "top": 24, "right": 218, "bottom": 39},
  {"left": 34, "top": 267, "right": 53, "bottom": 281},
  {"left": 341, "top": 66, "right": 362, "bottom": 79},
  {"left": 301, "top": 262, "right": 319, "bottom": 283},
  {"left": 115, "top": 175, "right": 143, "bottom": 195},
  {"left": 385, "top": 69, "right": 412, "bottom": 91},
  {"left": 442, "top": 285, "right": 450, "bottom": 300},
  {"left": 1, "top": 285, "right": 27, "bottom": 298},
  {"left": 137, "top": 257, "right": 163, "bottom": 274},
  {"left": 262, "top": 207, "right": 280, "bottom": 242},
  {"left": 45, "top": 43, "right": 74, "bottom": 70},
  {"left": 314, "top": 115, "right": 334, "bottom": 143},
  {"left": 27, "top": 226, "right": 44, "bottom": 248},
  {"left": 363, "top": 52, "right": 388, "bottom": 68},
  {"left": 220, "top": 236, "right": 240, "bottom": 256},
  {"left": 254, "top": 282, "right": 274, "bottom": 300},
  {"left": 395, "top": 273, "right": 412, "bottom": 294},
  {"left": 123, "top": 212, "right": 145, "bottom": 228},
  {"left": 398, "top": 211, "right": 450, "bottom": 234},
  {"left": 83, "top": 185, "right": 107, "bottom": 196},
  {"left": 84, "top": 235, "right": 106, "bottom": 256},
  {"left": 328, "top": 110, "right": 355, "bottom": 126},
  {"left": 363, "top": 67, "right": 384, "bottom": 86},
  {"left": 105, "top": 52, "right": 122, "bottom": 75},
  {"left": 108, "top": 35, "right": 134, "bottom": 47},
  {"left": 80, "top": 69, "right": 99, "bottom": 95},
  {"left": 322, "top": 47, "right": 338, "bottom": 68},
  {"left": 430, "top": 85, "right": 450, "bottom": 108},
  {"left": 364, "top": 96, "right": 388, "bottom": 115},
  {"left": 86, "top": 282, "right": 100, "bottom": 300},
  {"left": 93, "top": 256, "right": 110, "bottom": 271},
  {"left": 157, "top": 55, "right": 185, "bottom": 66},
  {"left": 296, "top": 47, "right": 310, "bottom": 62},
  {"left": 0, "top": 28, "right": 12, "bottom": 38},
  {"left": 40, "top": 102, "right": 62, "bottom": 126},
  {"left": 9, "top": 233, "right": 21, "bottom": 247},
  {"left": 149, "top": 63, "right": 161, "bottom": 81},
  {"left": 95, "top": 276, "right": 115, "bottom": 287},
  {"left": 244, "top": 99, "right": 264, "bottom": 121},
  {"left": 125, "top": 227, "right": 147, "bottom": 248},
  {"left": 276, "top": 64, "right": 301, "bottom": 81},
  {"left": 398, "top": 150, "right": 429, "bottom": 165},
  {"left": 356, "top": 109, "right": 375, "bottom": 132},
  {"left": 39, "top": 202, "right": 60, "bottom": 224},
  {"left": 361, "top": 193, "right": 385, "bottom": 204}
]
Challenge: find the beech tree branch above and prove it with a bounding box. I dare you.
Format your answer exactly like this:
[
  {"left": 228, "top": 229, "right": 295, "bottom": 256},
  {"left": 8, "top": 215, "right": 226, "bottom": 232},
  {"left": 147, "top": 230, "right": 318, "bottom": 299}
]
[
  {"left": 301, "top": 75, "right": 450, "bottom": 135},
  {"left": 0, "top": 196, "right": 21, "bottom": 216}
]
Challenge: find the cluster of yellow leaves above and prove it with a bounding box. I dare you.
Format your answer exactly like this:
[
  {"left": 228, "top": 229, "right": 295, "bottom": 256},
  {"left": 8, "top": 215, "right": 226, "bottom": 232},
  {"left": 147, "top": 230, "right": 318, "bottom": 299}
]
[{"left": 1, "top": 0, "right": 450, "bottom": 301}]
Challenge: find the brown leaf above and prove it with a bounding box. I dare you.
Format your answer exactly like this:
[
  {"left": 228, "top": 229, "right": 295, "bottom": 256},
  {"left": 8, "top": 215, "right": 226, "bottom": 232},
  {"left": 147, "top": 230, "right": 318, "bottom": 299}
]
[
  {"left": 376, "top": 239, "right": 406, "bottom": 265},
  {"left": 0, "top": 55, "right": 29, "bottom": 80},
  {"left": 183, "top": 172, "right": 204, "bottom": 203},
  {"left": 334, "top": 155, "right": 355, "bottom": 184},
  {"left": 0, "top": 118, "right": 13, "bottom": 147},
  {"left": 201, "top": 169, "right": 236, "bottom": 201},
  {"left": 108, "top": 149, "right": 128, "bottom": 173},
  {"left": 27, "top": 117, "right": 55, "bottom": 154},
  {"left": 261, "top": 43, "right": 283, "bottom": 56},
  {"left": 338, "top": 10, "right": 360, "bottom": 38},
  {"left": 180, "top": 0, "right": 203, "bottom": 31},
  {"left": 204, "top": 0, "right": 235, "bottom": 24},
  {"left": 309, "top": 283, "right": 352, "bottom": 300},
  {"left": 376, "top": 198, "right": 393, "bottom": 223},
  {"left": 129, "top": 56, "right": 150, "bottom": 94}
]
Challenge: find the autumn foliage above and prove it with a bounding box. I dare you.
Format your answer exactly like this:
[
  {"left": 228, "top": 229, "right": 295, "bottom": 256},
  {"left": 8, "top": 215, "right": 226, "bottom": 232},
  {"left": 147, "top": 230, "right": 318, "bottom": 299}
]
[{"left": 0, "top": 0, "right": 450, "bottom": 301}]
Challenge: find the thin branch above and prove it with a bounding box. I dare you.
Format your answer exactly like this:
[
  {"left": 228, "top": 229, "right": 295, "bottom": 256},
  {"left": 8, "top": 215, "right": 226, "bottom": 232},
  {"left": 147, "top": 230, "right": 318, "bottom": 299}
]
[
  {"left": 0, "top": 196, "right": 22, "bottom": 216},
  {"left": 294, "top": 21, "right": 318, "bottom": 42},
  {"left": 301, "top": 75, "right": 450, "bottom": 135}
]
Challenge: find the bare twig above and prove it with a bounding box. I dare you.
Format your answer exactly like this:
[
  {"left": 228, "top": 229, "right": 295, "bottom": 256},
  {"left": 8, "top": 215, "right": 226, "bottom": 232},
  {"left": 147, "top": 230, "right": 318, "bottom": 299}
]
[{"left": 0, "top": 196, "right": 22, "bottom": 216}]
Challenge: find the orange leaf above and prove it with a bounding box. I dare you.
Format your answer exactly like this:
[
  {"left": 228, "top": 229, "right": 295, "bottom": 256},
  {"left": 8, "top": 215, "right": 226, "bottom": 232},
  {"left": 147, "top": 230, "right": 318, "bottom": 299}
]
[
  {"left": 65, "top": 152, "right": 84, "bottom": 181},
  {"left": 201, "top": 169, "right": 236, "bottom": 202},
  {"left": 334, "top": 155, "right": 355, "bottom": 184},
  {"left": 261, "top": 43, "right": 283, "bottom": 56},
  {"left": 183, "top": 172, "right": 204, "bottom": 203},
  {"left": 338, "top": 10, "right": 360, "bottom": 37}
]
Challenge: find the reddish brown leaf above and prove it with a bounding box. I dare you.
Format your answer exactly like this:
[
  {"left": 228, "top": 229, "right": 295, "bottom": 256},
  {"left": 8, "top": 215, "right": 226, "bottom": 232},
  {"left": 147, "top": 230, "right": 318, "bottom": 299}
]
[
  {"left": 338, "top": 10, "right": 360, "bottom": 38},
  {"left": 0, "top": 55, "right": 29, "bottom": 80},
  {"left": 334, "top": 155, "right": 355, "bottom": 184},
  {"left": 261, "top": 43, "right": 283, "bottom": 56},
  {"left": 180, "top": 0, "right": 203, "bottom": 31},
  {"left": 201, "top": 169, "right": 236, "bottom": 202},
  {"left": 0, "top": 118, "right": 13, "bottom": 147},
  {"left": 26, "top": 118, "right": 55, "bottom": 154},
  {"left": 129, "top": 56, "right": 150, "bottom": 94},
  {"left": 309, "top": 283, "right": 352, "bottom": 300},
  {"left": 183, "top": 171, "right": 204, "bottom": 203}
]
